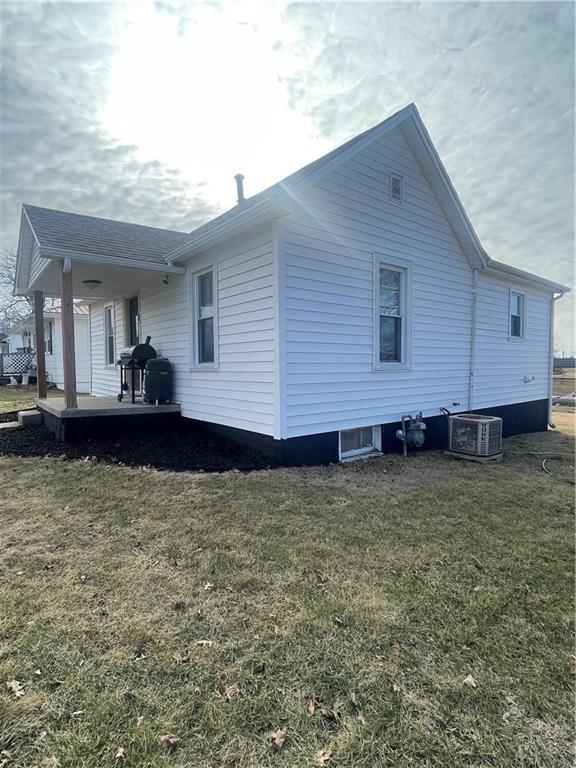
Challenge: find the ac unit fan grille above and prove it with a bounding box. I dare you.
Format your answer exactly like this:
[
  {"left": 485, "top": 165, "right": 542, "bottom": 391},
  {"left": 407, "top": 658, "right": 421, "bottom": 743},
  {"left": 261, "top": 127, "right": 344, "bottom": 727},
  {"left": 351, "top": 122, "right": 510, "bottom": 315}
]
[{"left": 449, "top": 415, "right": 502, "bottom": 456}]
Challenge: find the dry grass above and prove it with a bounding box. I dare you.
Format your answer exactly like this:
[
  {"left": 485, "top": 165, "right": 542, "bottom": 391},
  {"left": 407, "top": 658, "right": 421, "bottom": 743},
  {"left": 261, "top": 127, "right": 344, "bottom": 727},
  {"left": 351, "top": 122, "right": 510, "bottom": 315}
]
[
  {"left": 554, "top": 370, "right": 576, "bottom": 398},
  {"left": 0, "top": 413, "right": 574, "bottom": 767},
  {"left": 0, "top": 387, "right": 62, "bottom": 415}
]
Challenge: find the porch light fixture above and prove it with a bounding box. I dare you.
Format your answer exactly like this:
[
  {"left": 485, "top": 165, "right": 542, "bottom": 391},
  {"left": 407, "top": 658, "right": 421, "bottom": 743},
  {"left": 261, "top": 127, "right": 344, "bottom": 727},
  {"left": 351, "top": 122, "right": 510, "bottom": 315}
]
[{"left": 82, "top": 279, "right": 102, "bottom": 290}]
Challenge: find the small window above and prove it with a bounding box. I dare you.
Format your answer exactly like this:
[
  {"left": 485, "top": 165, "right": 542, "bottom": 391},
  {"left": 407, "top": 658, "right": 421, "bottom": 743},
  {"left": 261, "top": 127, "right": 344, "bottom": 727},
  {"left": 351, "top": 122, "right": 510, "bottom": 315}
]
[
  {"left": 104, "top": 305, "right": 115, "bottom": 365},
  {"left": 45, "top": 321, "right": 53, "bottom": 355},
  {"left": 379, "top": 267, "right": 403, "bottom": 362},
  {"left": 389, "top": 172, "right": 403, "bottom": 204},
  {"left": 340, "top": 426, "right": 381, "bottom": 460},
  {"left": 193, "top": 268, "right": 216, "bottom": 366},
  {"left": 510, "top": 291, "right": 525, "bottom": 338}
]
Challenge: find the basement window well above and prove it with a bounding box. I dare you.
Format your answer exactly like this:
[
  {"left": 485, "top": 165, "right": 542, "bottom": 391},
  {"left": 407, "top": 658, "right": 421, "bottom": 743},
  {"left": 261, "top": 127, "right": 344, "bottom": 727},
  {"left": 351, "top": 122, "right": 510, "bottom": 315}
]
[{"left": 339, "top": 426, "right": 381, "bottom": 460}]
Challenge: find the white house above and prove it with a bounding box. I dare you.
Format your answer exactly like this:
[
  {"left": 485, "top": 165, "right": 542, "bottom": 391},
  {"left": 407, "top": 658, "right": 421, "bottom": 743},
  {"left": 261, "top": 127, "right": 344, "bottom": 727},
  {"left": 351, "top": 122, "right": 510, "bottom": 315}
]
[
  {"left": 13, "top": 104, "right": 570, "bottom": 463},
  {"left": 7, "top": 304, "right": 91, "bottom": 393}
]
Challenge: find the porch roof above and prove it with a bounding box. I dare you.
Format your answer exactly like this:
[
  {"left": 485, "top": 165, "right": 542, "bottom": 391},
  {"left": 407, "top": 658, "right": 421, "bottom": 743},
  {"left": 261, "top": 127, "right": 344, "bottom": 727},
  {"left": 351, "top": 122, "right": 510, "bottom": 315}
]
[
  {"left": 24, "top": 205, "right": 191, "bottom": 265},
  {"left": 15, "top": 206, "right": 187, "bottom": 299}
]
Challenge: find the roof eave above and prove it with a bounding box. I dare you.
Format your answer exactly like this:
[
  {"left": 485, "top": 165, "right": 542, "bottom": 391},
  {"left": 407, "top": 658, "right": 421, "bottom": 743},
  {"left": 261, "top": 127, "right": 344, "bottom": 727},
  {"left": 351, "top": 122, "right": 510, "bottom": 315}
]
[
  {"left": 166, "top": 203, "right": 290, "bottom": 263},
  {"left": 404, "top": 106, "right": 487, "bottom": 269},
  {"left": 38, "top": 246, "right": 185, "bottom": 274},
  {"left": 14, "top": 207, "right": 42, "bottom": 295},
  {"left": 483, "top": 257, "right": 571, "bottom": 294}
]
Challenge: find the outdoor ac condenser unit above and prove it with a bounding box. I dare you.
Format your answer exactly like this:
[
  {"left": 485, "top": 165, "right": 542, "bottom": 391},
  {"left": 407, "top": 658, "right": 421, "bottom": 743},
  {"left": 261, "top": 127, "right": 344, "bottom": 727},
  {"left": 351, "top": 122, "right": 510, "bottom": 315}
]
[{"left": 448, "top": 414, "right": 503, "bottom": 458}]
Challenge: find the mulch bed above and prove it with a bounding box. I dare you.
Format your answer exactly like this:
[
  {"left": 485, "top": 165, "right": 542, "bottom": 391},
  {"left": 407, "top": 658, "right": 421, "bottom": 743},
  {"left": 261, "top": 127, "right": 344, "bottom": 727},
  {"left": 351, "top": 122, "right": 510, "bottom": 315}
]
[{"left": 0, "top": 421, "right": 276, "bottom": 473}]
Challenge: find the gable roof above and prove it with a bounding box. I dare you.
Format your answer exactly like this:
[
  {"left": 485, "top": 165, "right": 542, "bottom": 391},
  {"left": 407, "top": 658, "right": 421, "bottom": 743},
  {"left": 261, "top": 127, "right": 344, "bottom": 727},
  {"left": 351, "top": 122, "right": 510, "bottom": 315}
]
[
  {"left": 44, "top": 302, "right": 89, "bottom": 316},
  {"left": 166, "top": 103, "right": 569, "bottom": 294},
  {"left": 14, "top": 105, "right": 570, "bottom": 296},
  {"left": 7, "top": 302, "right": 89, "bottom": 334},
  {"left": 23, "top": 204, "right": 191, "bottom": 265},
  {"left": 169, "top": 107, "right": 412, "bottom": 258},
  {"left": 166, "top": 103, "right": 487, "bottom": 269}
]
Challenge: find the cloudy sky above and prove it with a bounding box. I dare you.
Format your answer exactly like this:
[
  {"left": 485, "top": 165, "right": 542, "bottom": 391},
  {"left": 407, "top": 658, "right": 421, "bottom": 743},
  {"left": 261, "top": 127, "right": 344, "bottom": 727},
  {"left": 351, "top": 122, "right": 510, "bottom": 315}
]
[{"left": 1, "top": 1, "right": 574, "bottom": 349}]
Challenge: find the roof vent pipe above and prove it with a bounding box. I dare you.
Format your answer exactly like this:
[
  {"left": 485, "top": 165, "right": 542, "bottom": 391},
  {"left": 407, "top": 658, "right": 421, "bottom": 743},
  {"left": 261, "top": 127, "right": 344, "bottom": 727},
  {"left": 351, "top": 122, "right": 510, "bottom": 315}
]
[{"left": 234, "top": 174, "right": 245, "bottom": 204}]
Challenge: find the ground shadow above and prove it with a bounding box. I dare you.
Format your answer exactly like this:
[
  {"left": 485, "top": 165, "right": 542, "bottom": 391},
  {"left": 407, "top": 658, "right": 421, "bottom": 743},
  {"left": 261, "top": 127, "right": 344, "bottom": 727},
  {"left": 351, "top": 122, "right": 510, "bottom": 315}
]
[{"left": 0, "top": 417, "right": 276, "bottom": 473}]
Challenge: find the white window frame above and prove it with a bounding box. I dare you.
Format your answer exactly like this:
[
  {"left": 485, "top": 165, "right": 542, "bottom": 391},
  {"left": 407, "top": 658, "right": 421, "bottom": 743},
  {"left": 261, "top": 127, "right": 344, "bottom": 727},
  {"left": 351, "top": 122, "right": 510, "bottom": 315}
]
[
  {"left": 389, "top": 171, "right": 404, "bottom": 205},
  {"left": 124, "top": 294, "right": 141, "bottom": 346},
  {"left": 373, "top": 253, "right": 413, "bottom": 371},
  {"left": 104, "top": 304, "right": 115, "bottom": 367},
  {"left": 339, "top": 426, "right": 382, "bottom": 461},
  {"left": 509, "top": 288, "right": 526, "bottom": 341},
  {"left": 190, "top": 261, "right": 219, "bottom": 371}
]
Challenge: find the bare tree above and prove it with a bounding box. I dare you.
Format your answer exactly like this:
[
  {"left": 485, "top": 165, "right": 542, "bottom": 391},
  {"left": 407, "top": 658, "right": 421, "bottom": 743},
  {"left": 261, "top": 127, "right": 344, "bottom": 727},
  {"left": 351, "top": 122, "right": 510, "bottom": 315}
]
[
  {"left": 553, "top": 340, "right": 567, "bottom": 359},
  {"left": 0, "top": 249, "right": 32, "bottom": 333},
  {"left": 0, "top": 249, "right": 58, "bottom": 335}
]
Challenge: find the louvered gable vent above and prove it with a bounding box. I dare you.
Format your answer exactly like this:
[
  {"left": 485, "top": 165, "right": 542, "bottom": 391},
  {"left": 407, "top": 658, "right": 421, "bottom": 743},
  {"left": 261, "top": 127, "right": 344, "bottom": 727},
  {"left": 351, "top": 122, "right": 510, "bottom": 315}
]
[{"left": 389, "top": 172, "right": 403, "bottom": 204}]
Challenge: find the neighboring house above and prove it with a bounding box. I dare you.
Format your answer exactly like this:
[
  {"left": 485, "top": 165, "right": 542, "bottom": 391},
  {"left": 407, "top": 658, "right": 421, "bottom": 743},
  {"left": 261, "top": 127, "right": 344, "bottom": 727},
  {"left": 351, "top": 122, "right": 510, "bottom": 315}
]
[
  {"left": 13, "top": 103, "right": 570, "bottom": 463},
  {"left": 7, "top": 304, "right": 90, "bottom": 392}
]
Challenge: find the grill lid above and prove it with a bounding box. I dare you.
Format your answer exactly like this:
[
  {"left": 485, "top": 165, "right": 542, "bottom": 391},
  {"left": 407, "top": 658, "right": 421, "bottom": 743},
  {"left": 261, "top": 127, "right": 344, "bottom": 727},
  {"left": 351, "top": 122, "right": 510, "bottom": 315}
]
[{"left": 118, "top": 335, "right": 157, "bottom": 366}]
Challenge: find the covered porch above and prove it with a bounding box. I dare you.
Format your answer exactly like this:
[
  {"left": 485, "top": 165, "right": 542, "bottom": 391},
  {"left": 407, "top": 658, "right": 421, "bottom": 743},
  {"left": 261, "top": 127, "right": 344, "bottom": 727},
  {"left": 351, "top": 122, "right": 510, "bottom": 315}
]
[{"left": 14, "top": 204, "right": 191, "bottom": 436}]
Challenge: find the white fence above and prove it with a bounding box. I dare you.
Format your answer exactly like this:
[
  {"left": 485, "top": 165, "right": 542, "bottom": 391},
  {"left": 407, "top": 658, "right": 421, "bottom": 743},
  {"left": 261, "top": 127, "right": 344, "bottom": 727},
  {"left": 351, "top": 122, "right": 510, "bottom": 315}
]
[{"left": 0, "top": 351, "right": 36, "bottom": 376}]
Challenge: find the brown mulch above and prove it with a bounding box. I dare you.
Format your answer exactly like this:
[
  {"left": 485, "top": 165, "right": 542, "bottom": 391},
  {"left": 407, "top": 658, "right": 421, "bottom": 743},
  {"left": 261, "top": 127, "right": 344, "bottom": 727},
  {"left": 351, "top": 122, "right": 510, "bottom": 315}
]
[{"left": 0, "top": 421, "right": 276, "bottom": 473}]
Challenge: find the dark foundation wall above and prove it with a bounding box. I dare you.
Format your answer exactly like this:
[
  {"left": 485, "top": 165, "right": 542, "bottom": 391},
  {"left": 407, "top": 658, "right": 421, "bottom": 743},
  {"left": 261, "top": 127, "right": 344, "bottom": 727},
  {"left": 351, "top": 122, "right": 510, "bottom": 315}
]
[
  {"left": 380, "top": 398, "right": 549, "bottom": 453},
  {"left": 194, "top": 420, "right": 340, "bottom": 467},
  {"left": 42, "top": 410, "right": 182, "bottom": 441},
  {"left": 41, "top": 398, "right": 549, "bottom": 466},
  {"left": 198, "top": 398, "right": 549, "bottom": 466}
]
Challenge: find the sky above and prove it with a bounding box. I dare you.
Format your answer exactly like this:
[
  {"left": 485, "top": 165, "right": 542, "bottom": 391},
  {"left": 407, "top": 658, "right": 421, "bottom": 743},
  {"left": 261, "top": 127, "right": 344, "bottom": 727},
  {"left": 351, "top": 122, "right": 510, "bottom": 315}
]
[{"left": 0, "top": 0, "right": 574, "bottom": 350}]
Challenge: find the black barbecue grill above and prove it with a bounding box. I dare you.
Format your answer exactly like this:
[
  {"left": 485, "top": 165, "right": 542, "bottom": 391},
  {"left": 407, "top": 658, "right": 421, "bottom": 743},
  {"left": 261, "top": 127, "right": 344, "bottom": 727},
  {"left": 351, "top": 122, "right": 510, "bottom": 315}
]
[{"left": 117, "top": 336, "right": 157, "bottom": 403}]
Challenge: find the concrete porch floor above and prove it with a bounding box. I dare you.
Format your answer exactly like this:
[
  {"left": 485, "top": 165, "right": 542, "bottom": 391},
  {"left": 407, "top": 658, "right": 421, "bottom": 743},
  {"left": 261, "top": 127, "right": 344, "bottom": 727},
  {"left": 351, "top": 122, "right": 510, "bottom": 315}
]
[{"left": 36, "top": 396, "right": 181, "bottom": 419}]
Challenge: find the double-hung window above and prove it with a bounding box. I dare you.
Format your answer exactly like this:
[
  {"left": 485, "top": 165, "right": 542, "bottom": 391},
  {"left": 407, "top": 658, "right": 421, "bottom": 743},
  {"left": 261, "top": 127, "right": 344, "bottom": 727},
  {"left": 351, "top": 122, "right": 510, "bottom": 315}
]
[
  {"left": 510, "top": 291, "right": 525, "bottom": 338},
  {"left": 193, "top": 267, "right": 217, "bottom": 367},
  {"left": 104, "top": 305, "right": 115, "bottom": 365},
  {"left": 374, "top": 255, "right": 412, "bottom": 368}
]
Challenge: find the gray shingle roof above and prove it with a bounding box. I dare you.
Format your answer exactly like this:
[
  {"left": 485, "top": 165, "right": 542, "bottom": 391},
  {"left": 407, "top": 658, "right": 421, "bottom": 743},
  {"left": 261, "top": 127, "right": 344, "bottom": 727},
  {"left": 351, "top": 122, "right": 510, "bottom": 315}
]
[{"left": 24, "top": 204, "right": 191, "bottom": 264}]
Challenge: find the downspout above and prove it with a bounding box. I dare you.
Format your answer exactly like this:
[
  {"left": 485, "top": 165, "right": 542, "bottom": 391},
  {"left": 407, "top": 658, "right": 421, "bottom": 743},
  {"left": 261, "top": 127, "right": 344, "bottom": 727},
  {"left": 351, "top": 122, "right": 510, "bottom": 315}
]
[
  {"left": 468, "top": 268, "right": 478, "bottom": 412},
  {"left": 548, "top": 292, "right": 562, "bottom": 427}
]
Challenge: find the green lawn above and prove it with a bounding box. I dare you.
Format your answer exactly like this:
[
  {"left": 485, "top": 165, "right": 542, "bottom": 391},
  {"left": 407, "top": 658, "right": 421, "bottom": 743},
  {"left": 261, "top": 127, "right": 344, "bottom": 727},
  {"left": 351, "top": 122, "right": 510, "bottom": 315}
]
[{"left": 0, "top": 405, "right": 574, "bottom": 767}]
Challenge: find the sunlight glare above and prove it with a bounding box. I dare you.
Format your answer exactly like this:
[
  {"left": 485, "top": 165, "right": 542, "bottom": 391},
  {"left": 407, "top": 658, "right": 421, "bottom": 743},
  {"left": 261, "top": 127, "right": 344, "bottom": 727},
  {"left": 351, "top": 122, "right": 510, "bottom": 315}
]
[{"left": 101, "top": 2, "right": 328, "bottom": 213}]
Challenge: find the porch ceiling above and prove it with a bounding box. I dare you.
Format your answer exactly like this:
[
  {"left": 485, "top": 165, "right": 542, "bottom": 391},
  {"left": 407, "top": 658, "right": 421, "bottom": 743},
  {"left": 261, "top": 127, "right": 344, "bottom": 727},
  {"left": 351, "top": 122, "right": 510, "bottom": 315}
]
[{"left": 29, "top": 256, "right": 182, "bottom": 299}]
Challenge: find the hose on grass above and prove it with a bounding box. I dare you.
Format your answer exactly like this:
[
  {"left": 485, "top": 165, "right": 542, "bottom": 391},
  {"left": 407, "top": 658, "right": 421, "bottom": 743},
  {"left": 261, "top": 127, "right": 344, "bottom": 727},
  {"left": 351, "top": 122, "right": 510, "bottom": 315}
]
[
  {"left": 503, "top": 451, "right": 575, "bottom": 484},
  {"left": 541, "top": 457, "right": 575, "bottom": 485}
]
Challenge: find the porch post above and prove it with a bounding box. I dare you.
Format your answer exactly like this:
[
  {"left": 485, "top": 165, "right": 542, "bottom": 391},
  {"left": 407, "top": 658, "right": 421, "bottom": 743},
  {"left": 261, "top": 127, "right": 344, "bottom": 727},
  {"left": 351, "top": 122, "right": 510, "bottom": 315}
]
[
  {"left": 60, "top": 258, "right": 77, "bottom": 409},
  {"left": 33, "top": 290, "right": 47, "bottom": 398}
]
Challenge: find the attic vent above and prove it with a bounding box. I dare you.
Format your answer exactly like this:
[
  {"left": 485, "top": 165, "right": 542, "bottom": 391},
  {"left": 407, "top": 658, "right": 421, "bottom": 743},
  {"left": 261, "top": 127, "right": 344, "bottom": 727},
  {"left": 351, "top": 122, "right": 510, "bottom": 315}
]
[{"left": 390, "top": 172, "right": 403, "bottom": 204}]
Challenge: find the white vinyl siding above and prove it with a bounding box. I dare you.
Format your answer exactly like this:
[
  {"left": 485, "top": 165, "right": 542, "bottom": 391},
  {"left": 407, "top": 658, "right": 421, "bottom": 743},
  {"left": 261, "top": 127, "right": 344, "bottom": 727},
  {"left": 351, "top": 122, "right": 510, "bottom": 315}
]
[
  {"left": 29, "top": 243, "right": 47, "bottom": 287},
  {"left": 82, "top": 125, "right": 556, "bottom": 442},
  {"left": 90, "top": 300, "right": 124, "bottom": 396},
  {"left": 36, "top": 316, "right": 90, "bottom": 394},
  {"left": 474, "top": 275, "right": 551, "bottom": 409},
  {"left": 282, "top": 125, "right": 473, "bottom": 438},
  {"left": 136, "top": 226, "right": 276, "bottom": 435}
]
